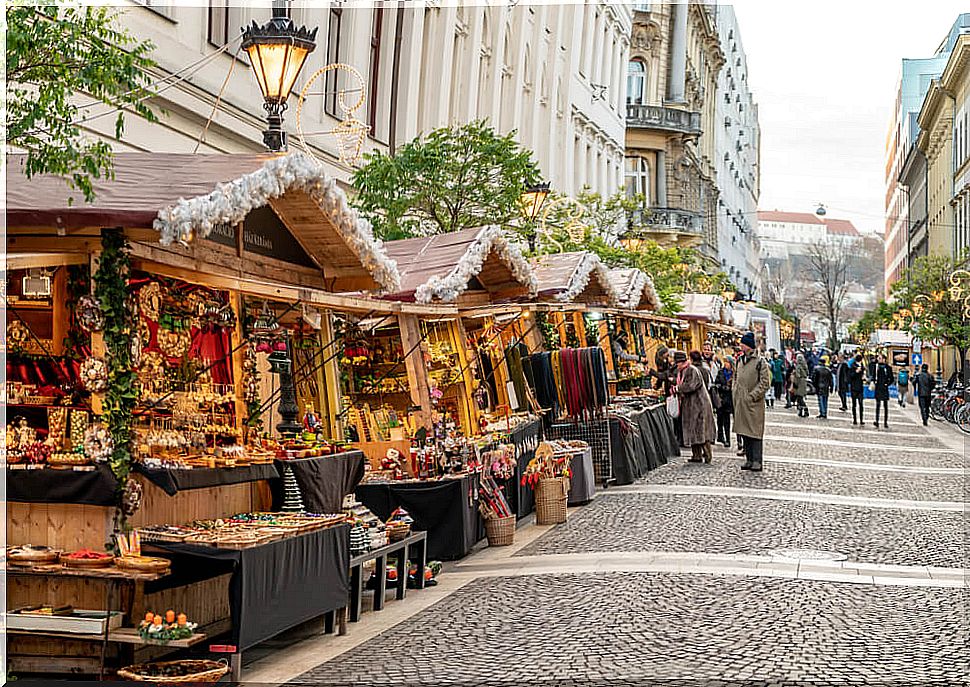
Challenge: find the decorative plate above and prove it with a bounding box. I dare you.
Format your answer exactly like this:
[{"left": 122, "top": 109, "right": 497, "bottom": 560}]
[{"left": 76, "top": 295, "right": 105, "bottom": 333}]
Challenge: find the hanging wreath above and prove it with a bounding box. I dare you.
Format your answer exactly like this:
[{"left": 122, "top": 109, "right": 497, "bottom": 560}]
[
  {"left": 83, "top": 423, "right": 114, "bottom": 462},
  {"left": 139, "top": 282, "right": 163, "bottom": 321},
  {"left": 76, "top": 295, "right": 105, "bottom": 333},
  {"left": 79, "top": 357, "right": 109, "bottom": 392}
]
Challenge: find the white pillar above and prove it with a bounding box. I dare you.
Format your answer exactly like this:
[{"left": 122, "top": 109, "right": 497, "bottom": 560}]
[{"left": 667, "top": 2, "right": 688, "bottom": 103}]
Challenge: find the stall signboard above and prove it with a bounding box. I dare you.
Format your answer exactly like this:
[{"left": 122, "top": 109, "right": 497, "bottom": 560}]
[
  {"left": 204, "top": 207, "right": 317, "bottom": 269},
  {"left": 891, "top": 350, "right": 909, "bottom": 367}
]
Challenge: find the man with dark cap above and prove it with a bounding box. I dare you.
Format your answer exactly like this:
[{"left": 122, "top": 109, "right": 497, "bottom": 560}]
[{"left": 732, "top": 331, "right": 772, "bottom": 472}]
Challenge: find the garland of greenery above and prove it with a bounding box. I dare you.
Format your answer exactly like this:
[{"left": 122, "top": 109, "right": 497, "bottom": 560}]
[
  {"left": 93, "top": 229, "right": 137, "bottom": 537},
  {"left": 536, "top": 312, "right": 560, "bottom": 350}
]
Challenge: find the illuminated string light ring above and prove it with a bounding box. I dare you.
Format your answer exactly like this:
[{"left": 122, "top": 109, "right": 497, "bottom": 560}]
[{"left": 296, "top": 63, "right": 370, "bottom": 166}]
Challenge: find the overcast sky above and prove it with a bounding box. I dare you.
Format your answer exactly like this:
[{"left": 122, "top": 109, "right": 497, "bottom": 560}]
[{"left": 731, "top": 1, "right": 966, "bottom": 236}]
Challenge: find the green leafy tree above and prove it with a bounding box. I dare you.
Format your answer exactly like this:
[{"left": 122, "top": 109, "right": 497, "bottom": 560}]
[
  {"left": 352, "top": 120, "right": 540, "bottom": 240},
  {"left": 890, "top": 253, "right": 970, "bottom": 380},
  {"left": 6, "top": 3, "right": 158, "bottom": 202}
]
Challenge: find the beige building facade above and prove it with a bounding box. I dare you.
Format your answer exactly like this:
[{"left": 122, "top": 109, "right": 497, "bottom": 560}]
[
  {"left": 624, "top": 1, "right": 723, "bottom": 263},
  {"left": 72, "top": 1, "right": 629, "bottom": 202}
]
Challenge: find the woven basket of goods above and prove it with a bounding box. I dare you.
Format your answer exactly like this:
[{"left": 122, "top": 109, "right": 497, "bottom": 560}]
[
  {"left": 484, "top": 515, "right": 515, "bottom": 547},
  {"left": 63, "top": 549, "right": 114, "bottom": 568},
  {"left": 535, "top": 477, "right": 569, "bottom": 525},
  {"left": 386, "top": 521, "right": 410, "bottom": 542},
  {"left": 7, "top": 545, "right": 60, "bottom": 565},
  {"left": 114, "top": 555, "right": 171, "bottom": 573},
  {"left": 118, "top": 659, "right": 229, "bottom": 683}
]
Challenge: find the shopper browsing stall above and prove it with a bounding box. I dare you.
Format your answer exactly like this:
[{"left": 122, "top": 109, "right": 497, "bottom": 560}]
[{"left": 672, "top": 350, "right": 715, "bottom": 464}]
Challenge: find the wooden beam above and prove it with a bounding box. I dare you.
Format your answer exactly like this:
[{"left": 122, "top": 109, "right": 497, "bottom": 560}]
[
  {"left": 50, "top": 267, "right": 67, "bottom": 356},
  {"left": 449, "top": 317, "right": 479, "bottom": 435},
  {"left": 229, "top": 292, "right": 248, "bottom": 443},
  {"left": 5, "top": 253, "right": 88, "bottom": 270},
  {"left": 318, "top": 311, "right": 344, "bottom": 441},
  {"left": 398, "top": 314, "right": 432, "bottom": 431}
]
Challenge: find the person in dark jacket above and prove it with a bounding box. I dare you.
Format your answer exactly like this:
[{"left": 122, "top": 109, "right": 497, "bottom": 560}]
[
  {"left": 713, "top": 356, "right": 735, "bottom": 448},
  {"left": 872, "top": 353, "right": 893, "bottom": 428},
  {"left": 913, "top": 363, "right": 936, "bottom": 426},
  {"left": 768, "top": 350, "right": 785, "bottom": 409},
  {"left": 849, "top": 353, "right": 866, "bottom": 425},
  {"left": 810, "top": 356, "right": 834, "bottom": 418},
  {"left": 835, "top": 353, "right": 851, "bottom": 411}
]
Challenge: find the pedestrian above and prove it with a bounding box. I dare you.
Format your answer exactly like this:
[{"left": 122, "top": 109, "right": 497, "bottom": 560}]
[
  {"left": 733, "top": 331, "right": 772, "bottom": 472},
  {"left": 672, "top": 350, "right": 715, "bottom": 463},
  {"left": 783, "top": 355, "right": 795, "bottom": 409},
  {"left": 897, "top": 366, "right": 910, "bottom": 407},
  {"left": 768, "top": 349, "right": 785, "bottom": 409},
  {"left": 713, "top": 356, "right": 735, "bottom": 448},
  {"left": 791, "top": 353, "right": 809, "bottom": 418},
  {"left": 811, "top": 355, "right": 834, "bottom": 418},
  {"left": 702, "top": 341, "right": 720, "bottom": 389},
  {"left": 872, "top": 354, "right": 893, "bottom": 428},
  {"left": 650, "top": 346, "right": 684, "bottom": 447},
  {"left": 913, "top": 363, "right": 936, "bottom": 426},
  {"left": 849, "top": 353, "right": 866, "bottom": 425},
  {"left": 836, "top": 353, "right": 851, "bottom": 412}
]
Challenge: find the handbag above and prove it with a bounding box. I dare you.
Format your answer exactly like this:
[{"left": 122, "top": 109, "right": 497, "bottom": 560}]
[
  {"left": 665, "top": 393, "right": 680, "bottom": 419},
  {"left": 868, "top": 382, "right": 875, "bottom": 393}
]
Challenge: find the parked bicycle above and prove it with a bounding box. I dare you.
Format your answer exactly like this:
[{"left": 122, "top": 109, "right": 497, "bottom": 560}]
[{"left": 929, "top": 383, "right": 970, "bottom": 434}]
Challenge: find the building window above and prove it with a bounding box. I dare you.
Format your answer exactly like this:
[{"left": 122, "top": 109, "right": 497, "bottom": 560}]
[
  {"left": 325, "top": 6, "right": 343, "bottom": 118},
  {"left": 208, "top": 1, "right": 246, "bottom": 47},
  {"left": 633, "top": 2, "right": 652, "bottom": 11},
  {"left": 133, "top": 0, "right": 176, "bottom": 21},
  {"left": 626, "top": 60, "right": 646, "bottom": 106},
  {"left": 624, "top": 156, "right": 651, "bottom": 205},
  {"left": 368, "top": 6, "right": 385, "bottom": 132}
]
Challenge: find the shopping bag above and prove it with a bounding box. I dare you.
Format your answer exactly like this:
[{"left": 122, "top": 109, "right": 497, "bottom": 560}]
[{"left": 666, "top": 394, "right": 680, "bottom": 419}]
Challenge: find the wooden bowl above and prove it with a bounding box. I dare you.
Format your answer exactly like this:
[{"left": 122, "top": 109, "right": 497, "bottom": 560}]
[
  {"left": 114, "top": 556, "right": 171, "bottom": 573},
  {"left": 63, "top": 555, "right": 114, "bottom": 569},
  {"left": 8, "top": 546, "right": 60, "bottom": 565}
]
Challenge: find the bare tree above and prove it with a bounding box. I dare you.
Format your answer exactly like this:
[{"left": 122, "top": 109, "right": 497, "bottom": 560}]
[
  {"left": 762, "top": 260, "right": 796, "bottom": 312},
  {"left": 802, "top": 240, "right": 854, "bottom": 350}
]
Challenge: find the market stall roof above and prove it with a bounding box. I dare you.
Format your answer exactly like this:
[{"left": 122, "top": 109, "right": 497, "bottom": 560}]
[
  {"left": 870, "top": 329, "right": 913, "bottom": 346},
  {"left": 6, "top": 152, "right": 399, "bottom": 293},
  {"left": 676, "top": 293, "right": 729, "bottom": 323},
  {"left": 530, "top": 252, "right": 620, "bottom": 306},
  {"left": 381, "top": 226, "right": 536, "bottom": 303},
  {"left": 607, "top": 268, "right": 660, "bottom": 311}
]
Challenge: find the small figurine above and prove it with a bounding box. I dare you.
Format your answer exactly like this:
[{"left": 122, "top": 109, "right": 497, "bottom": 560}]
[
  {"left": 302, "top": 405, "right": 323, "bottom": 438},
  {"left": 15, "top": 417, "right": 35, "bottom": 450}
]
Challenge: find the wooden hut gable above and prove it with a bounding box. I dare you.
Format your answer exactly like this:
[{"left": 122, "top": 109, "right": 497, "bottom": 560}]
[
  {"left": 531, "top": 252, "right": 621, "bottom": 307},
  {"left": 608, "top": 267, "right": 661, "bottom": 311},
  {"left": 383, "top": 226, "right": 536, "bottom": 303}
]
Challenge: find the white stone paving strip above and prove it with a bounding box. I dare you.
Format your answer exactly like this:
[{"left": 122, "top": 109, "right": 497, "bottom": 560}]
[
  {"left": 762, "top": 454, "right": 965, "bottom": 474},
  {"left": 601, "top": 484, "right": 966, "bottom": 511},
  {"left": 764, "top": 434, "right": 960, "bottom": 454}
]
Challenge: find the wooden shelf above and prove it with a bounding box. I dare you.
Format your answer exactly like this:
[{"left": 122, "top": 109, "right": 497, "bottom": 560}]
[{"left": 7, "top": 627, "right": 206, "bottom": 648}]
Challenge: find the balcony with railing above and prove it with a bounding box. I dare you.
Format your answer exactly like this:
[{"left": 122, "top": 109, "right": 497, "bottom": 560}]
[
  {"left": 626, "top": 206, "right": 704, "bottom": 247},
  {"left": 626, "top": 104, "right": 702, "bottom": 136}
]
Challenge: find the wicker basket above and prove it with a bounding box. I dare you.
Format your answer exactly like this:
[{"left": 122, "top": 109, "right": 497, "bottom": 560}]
[
  {"left": 484, "top": 515, "right": 515, "bottom": 546},
  {"left": 117, "top": 659, "right": 229, "bottom": 683},
  {"left": 535, "top": 477, "right": 569, "bottom": 525}
]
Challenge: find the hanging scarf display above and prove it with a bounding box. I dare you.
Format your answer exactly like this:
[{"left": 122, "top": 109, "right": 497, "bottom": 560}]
[{"left": 526, "top": 347, "right": 608, "bottom": 421}]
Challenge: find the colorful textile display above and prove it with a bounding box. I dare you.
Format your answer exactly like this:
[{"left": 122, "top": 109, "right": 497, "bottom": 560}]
[{"left": 528, "top": 347, "right": 609, "bottom": 421}]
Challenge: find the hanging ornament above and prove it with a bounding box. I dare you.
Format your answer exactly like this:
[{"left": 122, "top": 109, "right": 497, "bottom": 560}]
[
  {"left": 6, "top": 320, "right": 30, "bottom": 349},
  {"left": 122, "top": 478, "right": 143, "bottom": 516},
  {"left": 79, "top": 357, "right": 109, "bottom": 392},
  {"left": 83, "top": 423, "right": 114, "bottom": 462},
  {"left": 76, "top": 295, "right": 105, "bottom": 333},
  {"left": 130, "top": 333, "right": 143, "bottom": 368},
  {"left": 296, "top": 63, "right": 370, "bottom": 166},
  {"left": 139, "top": 282, "right": 164, "bottom": 322}
]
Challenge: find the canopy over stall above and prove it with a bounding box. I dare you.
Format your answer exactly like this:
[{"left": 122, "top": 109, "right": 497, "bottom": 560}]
[
  {"left": 530, "top": 252, "right": 620, "bottom": 307},
  {"left": 6, "top": 152, "right": 400, "bottom": 294},
  {"left": 607, "top": 268, "right": 661, "bottom": 311},
  {"left": 381, "top": 226, "right": 536, "bottom": 305}
]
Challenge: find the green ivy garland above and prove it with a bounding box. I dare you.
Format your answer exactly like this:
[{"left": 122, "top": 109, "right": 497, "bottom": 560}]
[
  {"left": 93, "top": 229, "right": 136, "bottom": 535},
  {"left": 536, "top": 312, "right": 560, "bottom": 350}
]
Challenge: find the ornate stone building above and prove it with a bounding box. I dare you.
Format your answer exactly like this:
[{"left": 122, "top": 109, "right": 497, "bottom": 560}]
[{"left": 624, "top": 1, "right": 723, "bottom": 264}]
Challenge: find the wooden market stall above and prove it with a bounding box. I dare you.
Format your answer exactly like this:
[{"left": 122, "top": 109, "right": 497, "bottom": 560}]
[
  {"left": 675, "top": 293, "right": 738, "bottom": 351},
  {"left": 4, "top": 152, "right": 411, "bottom": 676}
]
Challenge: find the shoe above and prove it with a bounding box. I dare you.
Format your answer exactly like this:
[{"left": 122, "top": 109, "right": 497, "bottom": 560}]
[
  {"left": 722, "top": 441, "right": 730, "bottom": 448},
  {"left": 884, "top": 423, "right": 888, "bottom": 429},
  {"left": 816, "top": 414, "right": 823, "bottom": 418},
  {"left": 872, "top": 422, "right": 879, "bottom": 428},
  {"left": 704, "top": 456, "right": 712, "bottom": 464},
  {"left": 923, "top": 420, "right": 928, "bottom": 426},
  {"left": 688, "top": 457, "right": 702, "bottom": 463},
  {"left": 740, "top": 462, "right": 753, "bottom": 471},
  {"left": 852, "top": 421, "right": 858, "bottom": 425},
  {"left": 749, "top": 462, "right": 763, "bottom": 472},
  {"left": 736, "top": 449, "right": 746, "bottom": 457},
  {"left": 840, "top": 407, "right": 847, "bottom": 412}
]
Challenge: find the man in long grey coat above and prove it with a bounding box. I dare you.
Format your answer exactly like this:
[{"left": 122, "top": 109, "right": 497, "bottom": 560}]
[{"left": 733, "top": 331, "right": 772, "bottom": 472}]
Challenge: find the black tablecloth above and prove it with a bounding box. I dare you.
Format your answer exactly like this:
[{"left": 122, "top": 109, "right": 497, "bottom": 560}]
[
  {"left": 6, "top": 464, "right": 118, "bottom": 505},
  {"left": 135, "top": 463, "right": 280, "bottom": 496},
  {"left": 271, "top": 451, "right": 366, "bottom": 513},
  {"left": 148, "top": 523, "right": 349, "bottom": 651},
  {"left": 609, "top": 405, "right": 679, "bottom": 486},
  {"left": 356, "top": 474, "right": 480, "bottom": 560}
]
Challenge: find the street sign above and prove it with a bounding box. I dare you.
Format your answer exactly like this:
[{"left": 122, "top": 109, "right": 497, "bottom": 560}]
[
  {"left": 912, "top": 353, "right": 923, "bottom": 367},
  {"left": 912, "top": 338, "right": 922, "bottom": 354}
]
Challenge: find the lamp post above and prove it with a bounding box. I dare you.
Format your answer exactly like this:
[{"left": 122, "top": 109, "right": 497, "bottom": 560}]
[
  {"left": 241, "top": 1, "right": 318, "bottom": 152},
  {"left": 519, "top": 182, "right": 550, "bottom": 251}
]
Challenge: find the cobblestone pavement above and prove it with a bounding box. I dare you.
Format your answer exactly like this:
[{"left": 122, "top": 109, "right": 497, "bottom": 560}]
[
  {"left": 265, "top": 406, "right": 968, "bottom": 686},
  {"left": 634, "top": 455, "right": 966, "bottom": 501},
  {"left": 290, "top": 573, "right": 967, "bottom": 686}
]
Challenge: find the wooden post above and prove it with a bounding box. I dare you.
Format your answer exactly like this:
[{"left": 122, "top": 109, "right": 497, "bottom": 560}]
[
  {"left": 229, "top": 292, "right": 248, "bottom": 441},
  {"left": 573, "top": 311, "right": 587, "bottom": 347},
  {"left": 398, "top": 314, "right": 432, "bottom": 431},
  {"left": 484, "top": 316, "right": 510, "bottom": 408},
  {"left": 318, "top": 310, "right": 344, "bottom": 441},
  {"left": 598, "top": 319, "right": 615, "bottom": 377},
  {"left": 89, "top": 252, "right": 104, "bottom": 416},
  {"left": 51, "top": 267, "right": 67, "bottom": 356},
  {"left": 448, "top": 318, "right": 478, "bottom": 435}
]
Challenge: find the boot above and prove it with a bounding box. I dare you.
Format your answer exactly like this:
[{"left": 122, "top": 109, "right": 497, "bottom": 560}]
[
  {"left": 749, "top": 461, "right": 763, "bottom": 472},
  {"left": 740, "top": 461, "right": 753, "bottom": 471}
]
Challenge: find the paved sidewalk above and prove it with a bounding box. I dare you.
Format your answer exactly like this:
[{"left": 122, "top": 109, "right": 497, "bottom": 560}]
[{"left": 243, "top": 402, "right": 968, "bottom": 686}]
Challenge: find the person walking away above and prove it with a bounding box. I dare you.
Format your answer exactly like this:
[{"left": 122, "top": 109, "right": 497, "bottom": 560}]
[
  {"left": 713, "top": 356, "right": 735, "bottom": 448},
  {"left": 872, "top": 354, "right": 893, "bottom": 428},
  {"left": 849, "top": 353, "right": 866, "bottom": 425},
  {"left": 791, "top": 353, "right": 809, "bottom": 418},
  {"left": 769, "top": 350, "right": 785, "bottom": 409},
  {"left": 734, "top": 332, "right": 772, "bottom": 472},
  {"left": 913, "top": 364, "right": 936, "bottom": 426},
  {"left": 811, "top": 356, "right": 834, "bottom": 418},
  {"left": 836, "top": 353, "right": 851, "bottom": 412},
  {"left": 897, "top": 366, "right": 910, "bottom": 407},
  {"left": 673, "top": 350, "right": 716, "bottom": 463}
]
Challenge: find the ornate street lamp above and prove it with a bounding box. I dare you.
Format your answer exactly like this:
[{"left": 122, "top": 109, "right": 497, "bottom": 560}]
[
  {"left": 241, "top": 4, "right": 318, "bottom": 152},
  {"left": 519, "top": 182, "right": 550, "bottom": 251}
]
